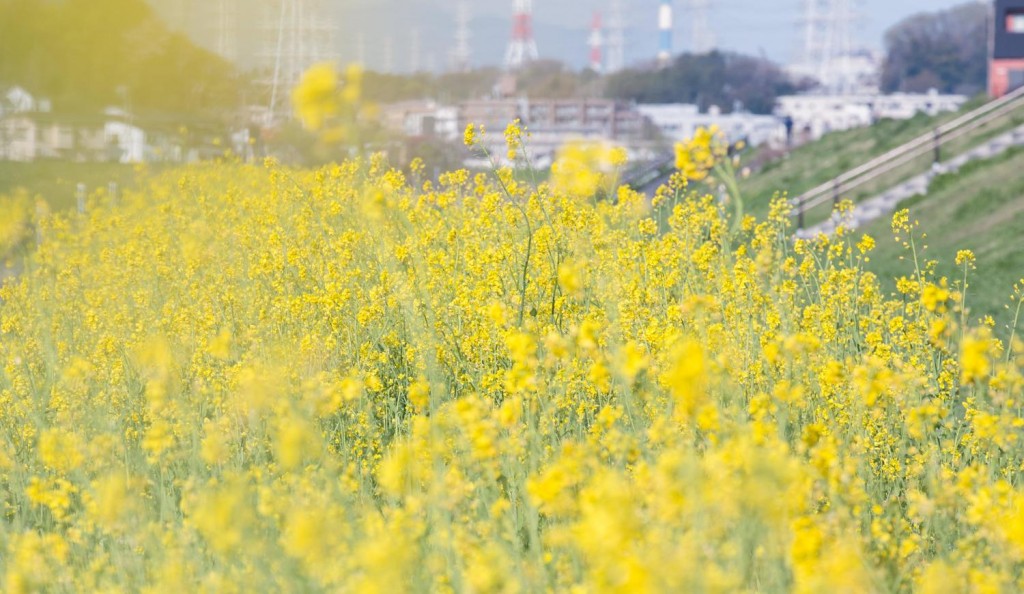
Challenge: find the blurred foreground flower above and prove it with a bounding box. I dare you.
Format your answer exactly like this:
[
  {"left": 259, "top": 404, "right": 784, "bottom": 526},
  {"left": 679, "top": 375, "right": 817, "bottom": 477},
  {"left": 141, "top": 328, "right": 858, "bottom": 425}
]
[
  {"left": 0, "top": 190, "right": 33, "bottom": 255},
  {"left": 551, "top": 140, "right": 627, "bottom": 198},
  {"left": 292, "top": 63, "right": 369, "bottom": 152},
  {"left": 292, "top": 63, "right": 341, "bottom": 131}
]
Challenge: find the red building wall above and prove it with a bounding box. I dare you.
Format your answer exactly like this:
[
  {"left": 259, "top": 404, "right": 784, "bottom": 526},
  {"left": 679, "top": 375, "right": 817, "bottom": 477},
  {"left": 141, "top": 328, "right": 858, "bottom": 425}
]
[
  {"left": 992, "top": 0, "right": 1024, "bottom": 97},
  {"left": 990, "top": 59, "right": 1024, "bottom": 97}
]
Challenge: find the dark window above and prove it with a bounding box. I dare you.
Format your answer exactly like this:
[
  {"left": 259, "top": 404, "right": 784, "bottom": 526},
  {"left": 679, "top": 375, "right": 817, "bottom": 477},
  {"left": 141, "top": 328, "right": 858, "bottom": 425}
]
[{"left": 1009, "top": 69, "right": 1024, "bottom": 91}]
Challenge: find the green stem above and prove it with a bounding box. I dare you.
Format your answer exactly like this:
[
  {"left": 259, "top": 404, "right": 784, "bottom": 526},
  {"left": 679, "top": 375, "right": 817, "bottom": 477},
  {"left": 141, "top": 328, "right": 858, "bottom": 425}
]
[
  {"left": 517, "top": 231, "right": 533, "bottom": 328},
  {"left": 1008, "top": 297, "right": 1022, "bottom": 363},
  {"left": 961, "top": 263, "right": 969, "bottom": 334},
  {"left": 476, "top": 142, "right": 535, "bottom": 329},
  {"left": 714, "top": 159, "right": 745, "bottom": 236}
]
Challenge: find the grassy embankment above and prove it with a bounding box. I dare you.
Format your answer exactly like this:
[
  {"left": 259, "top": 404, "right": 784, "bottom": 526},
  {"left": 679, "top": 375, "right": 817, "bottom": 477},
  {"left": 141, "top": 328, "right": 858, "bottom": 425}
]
[
  {"left": 860, "top": 147, "right": 1024, "bottom": 334},
  {"left": 0, "top": 161, "right": 146, "bottom": 211},
  {"left": 740, "top": 96, "right": 1024, "bottom": 221},
  {"left": 737, "top": 101, "right": 1024, "bottom": 334}
]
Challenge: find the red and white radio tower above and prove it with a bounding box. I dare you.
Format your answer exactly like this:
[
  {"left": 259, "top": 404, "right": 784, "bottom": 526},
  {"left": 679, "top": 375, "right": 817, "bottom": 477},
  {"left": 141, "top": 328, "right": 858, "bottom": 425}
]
[
  {"left": 589, "top": 12, "right": 604, "bottom": 73},
  {"left": 505, "top": 0, "right": 539, "bottom": 70}
]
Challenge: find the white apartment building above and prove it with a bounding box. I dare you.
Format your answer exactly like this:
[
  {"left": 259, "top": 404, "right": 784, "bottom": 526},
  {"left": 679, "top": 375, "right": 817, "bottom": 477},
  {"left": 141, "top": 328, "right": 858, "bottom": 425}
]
[
  {"left": 871, "top": 90, "right": 968, "bottom": 120},
  {"left": 775, "top": 91, "right": 968, "bottom": 141},
  {"left": 637, "top": 104, "right": 786, "bottom": 147}
]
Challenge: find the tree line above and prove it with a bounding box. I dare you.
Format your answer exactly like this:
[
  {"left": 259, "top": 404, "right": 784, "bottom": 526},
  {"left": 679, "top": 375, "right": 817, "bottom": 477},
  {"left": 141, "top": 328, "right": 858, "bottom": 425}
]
[
  {"left": 604, "top": 52, "right": 800, "bottom": 114},
  {"left": 881, "top": 2, "right": 988, "bottom": 95}
]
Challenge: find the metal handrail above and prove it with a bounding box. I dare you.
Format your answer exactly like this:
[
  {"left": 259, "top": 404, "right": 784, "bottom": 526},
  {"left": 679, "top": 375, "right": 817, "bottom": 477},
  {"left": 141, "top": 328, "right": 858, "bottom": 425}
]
[
  {"left": 799, "top": 85, "right": 1024, "bottom": 201},
  {"left": 791, "top": 85, "right": 1024, "bottom": 225},
  {"left": 622, "top": 155, "right": 674, "bottom": 188}
]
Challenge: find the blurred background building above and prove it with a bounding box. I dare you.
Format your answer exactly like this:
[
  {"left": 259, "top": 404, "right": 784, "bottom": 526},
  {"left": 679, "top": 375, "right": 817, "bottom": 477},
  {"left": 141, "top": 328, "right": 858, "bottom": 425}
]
[{"left": 0, "top": 0, "right": 999, "bottom": 167}]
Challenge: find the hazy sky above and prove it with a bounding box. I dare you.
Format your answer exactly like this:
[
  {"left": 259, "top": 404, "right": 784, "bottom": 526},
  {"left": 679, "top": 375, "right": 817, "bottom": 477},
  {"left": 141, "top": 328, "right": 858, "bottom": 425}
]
[{"left": 338, "top": 0, "right": 979, "bottom": 71}]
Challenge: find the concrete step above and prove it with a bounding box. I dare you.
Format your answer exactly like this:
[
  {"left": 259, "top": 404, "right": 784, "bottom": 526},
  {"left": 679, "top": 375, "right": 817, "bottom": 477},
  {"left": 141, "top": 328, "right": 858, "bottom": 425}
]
[{"left": 948, "top": 155, "right": 970, "bottom": 168}]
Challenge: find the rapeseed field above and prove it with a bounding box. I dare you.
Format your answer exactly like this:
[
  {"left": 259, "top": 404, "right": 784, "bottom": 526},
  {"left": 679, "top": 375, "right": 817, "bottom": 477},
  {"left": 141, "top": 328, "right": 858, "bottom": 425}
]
[{"left": 0, "top": 121, "right": 1023, "bottom": 593}]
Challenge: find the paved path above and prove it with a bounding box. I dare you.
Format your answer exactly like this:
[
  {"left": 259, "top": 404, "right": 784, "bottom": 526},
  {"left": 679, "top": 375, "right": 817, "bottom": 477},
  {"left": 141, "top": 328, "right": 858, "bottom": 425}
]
[{"left": 795, "top": 124, "right": 1024, "bottom": 239}]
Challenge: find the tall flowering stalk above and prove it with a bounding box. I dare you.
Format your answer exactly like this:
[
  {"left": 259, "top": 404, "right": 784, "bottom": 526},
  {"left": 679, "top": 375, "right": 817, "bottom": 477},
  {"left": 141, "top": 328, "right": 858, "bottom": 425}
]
[{"left": 675, "top": 125, "right": 747, "bottom": 235}]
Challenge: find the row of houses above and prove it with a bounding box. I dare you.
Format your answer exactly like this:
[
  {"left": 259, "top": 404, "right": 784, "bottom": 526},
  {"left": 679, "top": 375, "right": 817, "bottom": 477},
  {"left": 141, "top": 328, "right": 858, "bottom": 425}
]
[
  {"left": 774, "top": 90, "right": 968, "bottom": 141},
  {"left": 377, "top": 89, "right": 968, "bottom": 163},
  {"left": 2, "top": 84, "right": 970, "bottom": 166},
  {"left": 0, "top": 88, "right": 148, "bottom": 163},
  {"left": 636, "top": 104, "right": 784, "bottom": 148},
  {"left": 379, "top": 97, "right": 653, "bottom": 166},
  {"left": 0, "top": 87, "right": 255, "bottom": 164},
  {"left": 0, "top": 109, "right": 148, "bottom": 163}
]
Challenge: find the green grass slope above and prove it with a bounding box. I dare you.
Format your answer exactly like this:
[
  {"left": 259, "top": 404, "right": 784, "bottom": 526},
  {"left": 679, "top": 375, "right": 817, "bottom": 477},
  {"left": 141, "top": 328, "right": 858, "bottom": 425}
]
[
  {"left": 0, "top": 161, "right": 147, "bottom": 211},
  {"left": 858, "top": 147, "right": 1024, "bottom": 336},
  {"left": 737, "top": 96, "right": 1024, "bottom": 225}
]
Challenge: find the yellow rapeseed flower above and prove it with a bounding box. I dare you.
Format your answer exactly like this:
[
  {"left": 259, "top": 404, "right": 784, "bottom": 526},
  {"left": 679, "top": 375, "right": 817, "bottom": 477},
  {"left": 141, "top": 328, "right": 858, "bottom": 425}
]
[
  {"left": 962, "top": 329, "right": 996, "bottom": 384},
  {"left": 664, "top": 339, "right": 708, "bottom": 419},
  {"left": 293, "top": 62, "right": 340, "bottom": 131}
]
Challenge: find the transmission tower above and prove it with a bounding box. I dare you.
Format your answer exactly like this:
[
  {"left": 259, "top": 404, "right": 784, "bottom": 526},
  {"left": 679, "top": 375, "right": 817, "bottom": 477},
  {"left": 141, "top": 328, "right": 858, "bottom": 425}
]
[
  {"left": 356, "top": 31, "right": 366, "bottom": 67},
  {"left": 800, "top": 0, "right": 862, "bottom": 93},
  {"left": 384, "top": 36, "right": 395, "bottom": 73},
  {"left": 687, "top": 0, "right": 715, "bottom": 54},
  {"left": 266, "top": 0, "right": 338, "bottom": 119},
  {"left": 606, "top": 0, "right": 626, "bottom": 72},
  {"left": 506, "top": 0, "right": 539, "bottom": 70},
  {"left": 213, "top": 0, "right": 238, "bottom": 63},
  {"left": 589, "top": 12, "right": 605, "bottom": 72},
  {"left": 410, "top": 28, "right": 421, "bottom": 73},
  {"left": 451, "top": 0, "right": 472, "bottom": 72},
  {"left": 800, "top": 0, "right": 820, "bottom": 69},
  {"left": 825, "top": 0, "right": 858, "bottom": 93}
]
